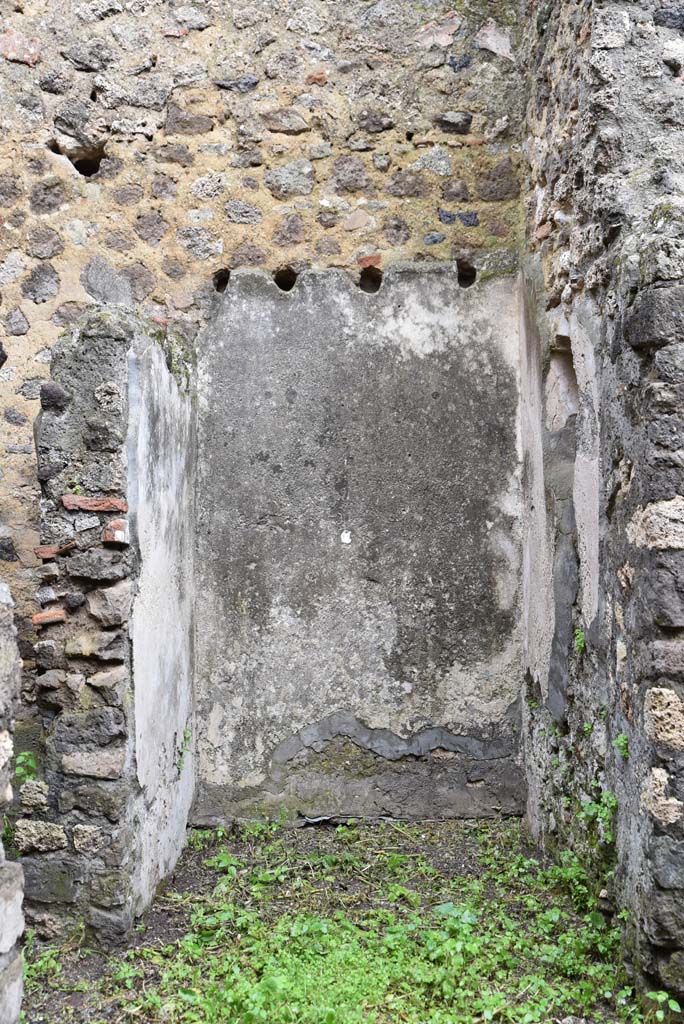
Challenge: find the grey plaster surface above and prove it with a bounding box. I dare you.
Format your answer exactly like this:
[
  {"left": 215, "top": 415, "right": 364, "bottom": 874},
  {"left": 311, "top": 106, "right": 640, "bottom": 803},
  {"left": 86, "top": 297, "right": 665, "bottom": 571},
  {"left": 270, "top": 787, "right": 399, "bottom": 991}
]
[{"left": 194, "top": 266, "right": 526, "bottom": 819}]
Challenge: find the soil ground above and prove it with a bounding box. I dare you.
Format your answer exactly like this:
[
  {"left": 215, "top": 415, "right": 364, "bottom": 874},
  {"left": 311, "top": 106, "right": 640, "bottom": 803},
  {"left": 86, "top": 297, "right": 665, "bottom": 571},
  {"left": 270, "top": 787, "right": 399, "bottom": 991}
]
[{"left": 22, "top": 818, "right": 644, "bottom": 1024}]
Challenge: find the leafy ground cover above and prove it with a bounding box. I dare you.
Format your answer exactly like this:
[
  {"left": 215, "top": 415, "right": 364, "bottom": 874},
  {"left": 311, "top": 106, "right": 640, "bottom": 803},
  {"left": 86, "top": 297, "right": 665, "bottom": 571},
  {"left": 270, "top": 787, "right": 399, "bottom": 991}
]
[{"left": 21, "top": 818, "right": 672, "bottom": 1024}]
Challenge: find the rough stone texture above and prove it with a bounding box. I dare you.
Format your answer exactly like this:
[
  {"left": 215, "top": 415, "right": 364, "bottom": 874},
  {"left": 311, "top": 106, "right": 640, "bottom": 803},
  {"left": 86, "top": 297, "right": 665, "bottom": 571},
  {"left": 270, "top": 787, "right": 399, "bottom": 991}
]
[
  {"left": 0, "top": 0, "right": 681, "bottom": 1001},
  {"left": 26, "top": 312, "right": 194, "bottom": 942},
  {"left": 0, "top": 0, "right": 525, "bottom": 648},
  {"left": 520, "top": 0, "right": 684, "bottom": 998},
  {"left": 195, "top": 267, "right": 525, "bottom": 820},
  {"left": 0, "top": 585, "right": 23, "bottom": 1024}
]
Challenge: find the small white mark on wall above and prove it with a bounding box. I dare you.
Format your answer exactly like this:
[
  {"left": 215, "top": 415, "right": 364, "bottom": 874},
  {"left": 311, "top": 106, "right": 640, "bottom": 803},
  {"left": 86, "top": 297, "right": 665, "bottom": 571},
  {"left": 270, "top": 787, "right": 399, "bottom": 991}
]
[{"left": 340, "top": 530, "right": 352, "bottom": 544}]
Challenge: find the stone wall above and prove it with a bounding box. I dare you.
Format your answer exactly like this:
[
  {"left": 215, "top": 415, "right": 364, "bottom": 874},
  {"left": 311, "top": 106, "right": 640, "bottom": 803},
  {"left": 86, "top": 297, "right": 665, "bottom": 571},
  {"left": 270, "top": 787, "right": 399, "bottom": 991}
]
[
  {"left": 0, "top": 0, "right": 525, "bottom": 642},
  {"left": 521, "top": 0, "right": 684, "bottom": 997},
  {"left": 0, "top": 0, "right": 528, "bottom": 941},
  {"left": 195, "top": 266, "right": 525, "bottom": 821},
  {"left": 0, "top": 0, "right": 682, "bottom": 1000},
  {"left": 0, "top": 585, "right": 23, "bottom": 1024},
  {"left": 24, "top": 311, "right": 193, "bottom": 940}
]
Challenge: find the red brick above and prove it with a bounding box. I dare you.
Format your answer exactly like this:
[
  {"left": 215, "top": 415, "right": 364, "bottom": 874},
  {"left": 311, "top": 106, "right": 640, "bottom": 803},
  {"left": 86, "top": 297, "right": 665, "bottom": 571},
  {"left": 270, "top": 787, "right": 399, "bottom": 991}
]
[
  {"left": 61, "top": 495, "right": 128, "bottom": 513},
  {"left": 32, "top": 608, "right": 67, "bottom": 627},
  {"left": 102, "top": 518, "right": 130, "bottom": 545},
  {"left": 0, "top": 29, "right": 41, "bottom": 66},
  {"left": 34, "top": 540, "right": 77, "bottom": 559},
  {"left": 357, "top": 254, "right": 382, "bottom": 269}
]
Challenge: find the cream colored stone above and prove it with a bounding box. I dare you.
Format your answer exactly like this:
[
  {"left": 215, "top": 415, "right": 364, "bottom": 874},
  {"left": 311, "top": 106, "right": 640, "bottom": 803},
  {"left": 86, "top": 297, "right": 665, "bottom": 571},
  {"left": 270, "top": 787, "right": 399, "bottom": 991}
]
[
  {"left": 88, "top": 665, "right": 127, "bottom": 689},
  {"left": 61, "top": 748, "right": 125, "bottom": 779},
  {"left": 72, "top": 824, "right": 105, "bottom": 853},
  {"left": 14, "top": 818, "right": 67, "bottom": 853},
  {"left": 20, "top": 779, "right": 48, "bottom": 813},
  {"left": 627, "top": 497, "right": 684, "bottom": 550},
  {"left": 641, "top": 768, "right": 684, "bottom": 826},
  {"left": 644, "top": 688, "right": 684, "bottom": 751},
  {"left": 0, "top": 730, "right": 12, "bottom": 773},
  {"left": 86, "top": 580, "right": 133, "bottom": 627}
]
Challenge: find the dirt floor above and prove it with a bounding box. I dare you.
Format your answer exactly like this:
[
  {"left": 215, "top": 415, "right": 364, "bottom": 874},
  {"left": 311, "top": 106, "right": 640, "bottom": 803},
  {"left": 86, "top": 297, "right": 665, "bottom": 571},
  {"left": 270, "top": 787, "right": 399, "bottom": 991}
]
[{"left": 21, "top": 818, "right": 646, "bottom": 1024}]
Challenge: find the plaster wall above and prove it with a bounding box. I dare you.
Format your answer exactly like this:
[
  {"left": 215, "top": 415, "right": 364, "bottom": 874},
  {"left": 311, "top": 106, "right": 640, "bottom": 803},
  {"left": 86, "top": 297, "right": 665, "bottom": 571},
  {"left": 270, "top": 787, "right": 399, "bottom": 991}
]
[
  {"left": 519, "top": 281, "right": 555, "bottom": 711},
  {"left": 128, "top": 339, "right": 195, "bottom": 912},
  {"left": 0, "top": 585, "right": 23, "bottom": 1024},
  {"left": 195, "top": 266, "right": 526, "bottom": 821}
]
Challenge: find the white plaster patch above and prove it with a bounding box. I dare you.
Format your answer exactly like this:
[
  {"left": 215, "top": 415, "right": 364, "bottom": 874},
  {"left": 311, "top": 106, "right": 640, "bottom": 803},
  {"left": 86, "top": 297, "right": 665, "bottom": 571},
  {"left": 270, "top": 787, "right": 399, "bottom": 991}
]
[
  {"left": 0, "top": 730, "right": 13, "bottom": 772},
  {"left": 128, "top": 338, "right": 195, "bottom": 911},
  {"left": 574, "top": 452, "right": 600, "bottom": 623},
  {"left": 545, "top": 351, "right": 579, "bottom": 431}
]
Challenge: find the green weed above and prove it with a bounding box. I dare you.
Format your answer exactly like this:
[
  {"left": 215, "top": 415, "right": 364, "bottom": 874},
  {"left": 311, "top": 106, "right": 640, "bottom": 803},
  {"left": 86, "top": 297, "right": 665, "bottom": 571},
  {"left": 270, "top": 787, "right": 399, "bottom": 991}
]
[
  {"left": 23, "top": 819, "right": 668, "bottom": 1024},
  {"left": 613, "top": 734, "right": 630, "bottom": 760}
]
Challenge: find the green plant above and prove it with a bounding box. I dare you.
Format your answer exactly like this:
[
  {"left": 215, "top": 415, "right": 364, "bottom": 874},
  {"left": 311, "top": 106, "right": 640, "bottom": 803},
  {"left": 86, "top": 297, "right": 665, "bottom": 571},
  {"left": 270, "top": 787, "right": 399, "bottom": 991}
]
[
  {"left": 14, "top": 750, "right": 38, "bottom": 786},
  {"left": 22, "top": 931, "right": 63, "bottom": 987},
  {"left": 613, "top": 733, "right": 630, "bottom": 759},
  {"left": 22, "top": 819, "right": 648, "bottom": 1024},
  {"left": 583, "top": 722, "right": 594, "bottom": 736},
  {"left": 176, "top": 727, "right": 191, "bottom": 774},
  {"left": 646, "top": 990, "right": 682, "bottom": 1022},
  {"left": 2, "top": 815, "right": 15, "bottom": 855},
  {"left": 578, "top": 790, "right": 619, "bottom": 845},
  {"left": 188, "top": 827, "right": 225, "bottom": 851},
  {"left": 574, "top": 628, "right": 586, "bottom": 655},
  {"left": 237, "top": 810, "right": 287, "bottom": 841},
  {"left": 109, "top": 957, "right": 143, "bottom": 991}
]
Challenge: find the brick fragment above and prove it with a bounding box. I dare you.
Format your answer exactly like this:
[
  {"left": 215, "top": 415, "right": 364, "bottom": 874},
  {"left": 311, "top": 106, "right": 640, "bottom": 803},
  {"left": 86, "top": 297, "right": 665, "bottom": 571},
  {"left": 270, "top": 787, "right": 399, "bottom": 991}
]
[
  {"left": 32, "top": 608, "right": 67, "bottom": 627},
  {"left": 0, "top": 28, "right": 41, "bottom": 65},
  {"left": 61, "top": 495, "right": 128, "bottom": 513},
  {"left": 34, "top": 540, "right": 76, "bottom": 559},
  {"left": 102, "top": 518, "right": 130, "bottom": 546}
]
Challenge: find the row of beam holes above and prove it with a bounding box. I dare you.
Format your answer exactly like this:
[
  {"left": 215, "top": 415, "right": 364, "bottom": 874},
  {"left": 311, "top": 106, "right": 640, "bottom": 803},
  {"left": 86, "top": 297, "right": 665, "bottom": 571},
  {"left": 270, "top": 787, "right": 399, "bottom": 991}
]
[
  {"left": 45, "top": 140, "right": 478, "bottom": 292},
  {"left": 213, "top": 260, "right": 477, "bottom": 294},
  {"left": 45, "top": 137, "right": 479, "bottom": 292}
]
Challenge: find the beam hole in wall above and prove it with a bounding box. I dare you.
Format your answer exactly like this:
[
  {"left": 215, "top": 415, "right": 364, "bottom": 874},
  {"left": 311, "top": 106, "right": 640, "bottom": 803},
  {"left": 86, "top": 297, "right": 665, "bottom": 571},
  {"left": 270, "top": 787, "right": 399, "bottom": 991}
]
[
  {"left": 358, "top": 266, "right": 383, "bottom": 293},
  {"left": 456, "top": 259, "right": 477, "bottom": 288},
  {"left": 273, "top": 266, "right": 298, "bottom": 292},
  {"left": 48, "top": 140, "right": 107, "bottom": 178},
  {"left": 212, "top": 268, "right": 231, "bottom": 293}
]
